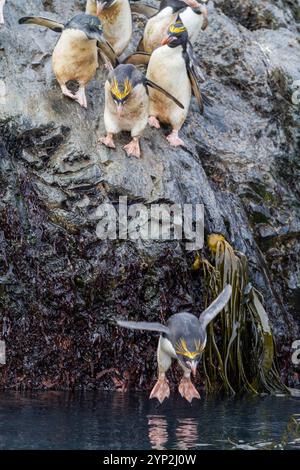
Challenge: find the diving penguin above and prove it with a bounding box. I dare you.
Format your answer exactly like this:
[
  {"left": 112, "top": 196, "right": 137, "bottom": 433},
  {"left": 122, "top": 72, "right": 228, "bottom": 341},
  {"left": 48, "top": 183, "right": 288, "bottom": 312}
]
[
  {"left": 18, "top": 13, "right": 117, "bottom": 108},
  {"left": 86, "top": 0, "right": 132, "bottom": 55},
  {"left": 138, "top": 0, "right": 208, "bottom": 53},
  {"left": 146, "top": 18, "right": 206, "bottom": 147},
  {"left": 117, "top": 285, "right": 232, "bottom": 403},
  {"left": 0, "top": 0, "right": 5, "bottom": 24},
  {"left": 99, "top": 63, "right": 184, "bottom": 158}
]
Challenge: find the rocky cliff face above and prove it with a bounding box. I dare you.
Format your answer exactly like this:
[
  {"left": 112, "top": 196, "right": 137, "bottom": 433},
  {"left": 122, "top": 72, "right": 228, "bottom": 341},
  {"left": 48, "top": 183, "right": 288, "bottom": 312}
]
[{"left": 0, "top": 0, "right": 299, "bottom": 391}]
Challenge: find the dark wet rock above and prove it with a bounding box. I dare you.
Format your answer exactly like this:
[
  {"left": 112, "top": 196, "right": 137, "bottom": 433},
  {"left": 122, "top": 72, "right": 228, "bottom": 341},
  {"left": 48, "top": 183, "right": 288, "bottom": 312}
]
[{"left": 0, "top": 0, "right": 299, "bottom": 391}]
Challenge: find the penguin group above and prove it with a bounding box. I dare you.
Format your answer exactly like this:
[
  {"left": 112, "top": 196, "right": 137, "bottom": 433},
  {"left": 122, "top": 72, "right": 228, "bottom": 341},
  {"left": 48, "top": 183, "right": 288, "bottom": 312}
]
[
  {"left": 6, "top": 1, "right": 232, "bottom": 403},
  {"left": 15, "top": 0, "right": 210, "bottom": 157}
]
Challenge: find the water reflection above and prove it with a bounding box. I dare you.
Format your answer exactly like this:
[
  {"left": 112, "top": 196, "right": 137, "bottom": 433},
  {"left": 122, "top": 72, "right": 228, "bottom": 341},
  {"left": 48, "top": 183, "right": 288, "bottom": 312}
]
[
  {"left": 0, "top": 391, "right": 299, "bottom": 449},
  {"left": 176, "top": 418, "right": 199, "bottom": 450},
  {"left": 147, "top": 415, "right": 203, "bottom": 450},
  {"left": 148, "top": 416, "right": 168, "bottom": 450}
]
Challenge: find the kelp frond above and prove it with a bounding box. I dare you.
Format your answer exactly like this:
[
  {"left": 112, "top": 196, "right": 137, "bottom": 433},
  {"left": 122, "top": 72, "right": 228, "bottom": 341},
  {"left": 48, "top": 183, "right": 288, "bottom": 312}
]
[{"left": 198, "top": 234, "right": 288, "bottom": 395}]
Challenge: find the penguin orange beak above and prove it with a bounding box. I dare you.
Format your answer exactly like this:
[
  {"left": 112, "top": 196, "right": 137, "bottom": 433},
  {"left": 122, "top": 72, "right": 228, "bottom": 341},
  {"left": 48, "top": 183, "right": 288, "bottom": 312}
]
[
  {"left": 184, "top": 0, "right": 200, "bottom": 8},
  {"left": 97, "top": 1, "right": 107, "bottom": 15},
  {"left": 187, "top": 360, "right": 198, "bottom": 377},
  {"left": 116, "top": 103, "right": 124, "bottom": 117},
  {"left": 161, "top": 36, "right": 171, "bottom": 46}
]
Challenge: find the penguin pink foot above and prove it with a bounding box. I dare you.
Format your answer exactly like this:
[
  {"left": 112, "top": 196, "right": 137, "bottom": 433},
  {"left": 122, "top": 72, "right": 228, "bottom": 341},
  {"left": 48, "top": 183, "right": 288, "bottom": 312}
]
[
  {"left": 166, "top": 130, "right": 185, "bottom": 147},
  {"left": 61, "top": 84, "right": 77, "bottom": 102},
  {"left": 150, "top": 377, "right": 170, "bottom": 404},
  {"left": 148, "top": 116, "right": 160, "bottom": 129},
  {"left": 123, "top": 137, "right": 141, "bottom": 158},
  {"left": 178, "top": 377, "right": 200, "bottom": 403},
  {"left": 74, "top": 86, "right": 87, "bottom": 109},
  {"left": 99, "top": 133, "right": 116, "bottom": 149}
]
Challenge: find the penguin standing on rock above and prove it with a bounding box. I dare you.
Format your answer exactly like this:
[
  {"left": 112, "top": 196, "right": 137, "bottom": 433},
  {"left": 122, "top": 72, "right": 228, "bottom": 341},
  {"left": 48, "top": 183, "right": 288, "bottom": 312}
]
[
  {"left": 99, "top": 63, "right": 184, "bottom": 158},
  {"left": 0, "top": 0, "right": 5, "bottom": 24},
  {"left": 117, "top": 285, "right": 232, "bottom": 403},
  {"left": 138, "top": 0, "right": 208, "bottom": 53},
  {"left": 146, "top": 18, "right": 207, "bottom": 147},
  {"left": 86, "top": 0, "right": 132, "bottom": 55},
  {"left": 18, "top": 14, "right": 117, "bottom": 108}
]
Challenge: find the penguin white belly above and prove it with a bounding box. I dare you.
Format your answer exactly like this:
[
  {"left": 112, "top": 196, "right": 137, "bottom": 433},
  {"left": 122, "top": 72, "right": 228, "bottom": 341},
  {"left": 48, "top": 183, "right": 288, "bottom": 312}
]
[
  {"left": 147, "top": 46, "right": 191, "bottom": 129},
  {"left": 52, "top": 29, "right": 98, "bottom": 85},
  {"left": 179, "top": 8, "right": 203, "bottom": 43},
  {"left": 143, "top": 8, "right": 177, "bottom": 53},
  {"left": 104, "top": 82, "right": 149, "bottom": 136},
  {"left": 98, "top": 0, "right": 132, "bottom": 56},
  {"left": 157, "top": 336, "right": 176, "bottom": 373}
]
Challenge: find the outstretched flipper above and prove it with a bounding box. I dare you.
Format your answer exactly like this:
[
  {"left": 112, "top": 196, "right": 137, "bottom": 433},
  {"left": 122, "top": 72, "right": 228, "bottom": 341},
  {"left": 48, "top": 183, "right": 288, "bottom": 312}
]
[
  {"left": 146, "top": 79, "right": 184, "bottom": 109},
  {"left": 123, "top": 51, "right": 151, "bottom": 66},
  {"left": 18, "top": 16, "right": 64, "bottom": 32},
  {"left": 199, "top": 284, "right": 232, "bottom": 330},
  {"left": 116, "top": 320, "right": 170, "bottom": 335},
  {"left": 130, "top": 2, "right": 158, "bottom": 18}
]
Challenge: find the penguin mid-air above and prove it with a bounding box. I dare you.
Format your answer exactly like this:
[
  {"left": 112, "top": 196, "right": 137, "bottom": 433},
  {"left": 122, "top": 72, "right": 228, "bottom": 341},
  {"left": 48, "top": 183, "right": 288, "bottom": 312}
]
[
  {"left": 18, "top": 13, "right": 117, "bottom": 108},
  {"left": 117, "top": 285, "right": 232, "bottom": 403},
  {"left": 138, "top": 0, "right": 208, "bottom": 53},
  {"left": 146, "top": 18, "right": 206, "bottom": 147},
  {"left": 86, "top": 0, "right": 132, "bottom": 56},
  {"left": 99, "top": 63, "right": 184, "bottom": 158},
  {"left": 0, "top": 0, "right": 5, "bottom": 24}
]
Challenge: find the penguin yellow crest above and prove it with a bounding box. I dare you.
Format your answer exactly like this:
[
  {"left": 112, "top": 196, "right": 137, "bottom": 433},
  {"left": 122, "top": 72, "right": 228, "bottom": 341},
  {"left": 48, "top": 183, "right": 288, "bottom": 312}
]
[
  {"left": 175, "top": 338, "right": 203, "bottom": 359},
  {"left": 169, "top": 23, "right": 186, "bottom": 34},
  {"left": 110, "top": 77, "right": 132, "bottom": 100}
]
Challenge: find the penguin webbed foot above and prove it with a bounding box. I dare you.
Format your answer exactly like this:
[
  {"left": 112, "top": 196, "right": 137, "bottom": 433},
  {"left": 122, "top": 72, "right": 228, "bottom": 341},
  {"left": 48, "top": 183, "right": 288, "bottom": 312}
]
[
  {"left": 99, "top": 133, "right": 116, "bottom": 149},
  {"left": 166, "top": 130, "right": 185, "bottom": 148},
  {"left": 150, "top": 377, "right": 170, "bottom": 404},
  {"left": 178, "top": 377, "right": 200, "bottom": 403},
  {"left": 61, "top": 84, "right": 87, "bottom": 108},
  {"left": 123, "top": 137, "right": 141, "bottom": 159},
  {"left": 148, "top": 116, "right": 160, "bottom": 129}
]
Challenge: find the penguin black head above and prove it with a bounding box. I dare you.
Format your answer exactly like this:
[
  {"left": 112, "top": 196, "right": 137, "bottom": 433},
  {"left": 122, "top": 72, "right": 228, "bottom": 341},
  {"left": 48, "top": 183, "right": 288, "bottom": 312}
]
[
  {"left": 109, "top": 64, "right": 138, "bottom": 115},
  {"left": 166, "top": 312, "right": 206, "bottom": 376},
  {"left": 65, "top": 13, "right": 105, "bottom": 41},
  {"left": 161, "top": 18, "right": 188, "bottom": 48}
]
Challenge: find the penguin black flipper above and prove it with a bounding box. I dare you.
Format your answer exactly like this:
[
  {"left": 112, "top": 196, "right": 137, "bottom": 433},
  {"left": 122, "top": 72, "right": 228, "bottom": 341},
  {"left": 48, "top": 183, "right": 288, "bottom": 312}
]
[
  {"left": 97, "top": 40, "right": 118, "bottom": 68},
  {"left": 130, "top": 2, "right": 159, "bottom": 18},
  {"left": 199, "top": 285, "right": 232, "bottom": 330},
  {"left": 116, "top": 320, "right": 170, "bottom": 335},
  {"left": 186, "top": 64, "right": 204, "bottom": 113},
  {"left": 123, "top": 52, "right": 151, "bottom": 66},
  {"left": 184, "top": 43, "right": 206, "bottom": 113},
  {"left": 137, "top": 37, "right": 145, "bottom": 52},
  {"left": 18, "top": 16, "right": 64, "bottom": 33},
  {"left": 145, "top": 79, "right": 185, "bottom": 109}
]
